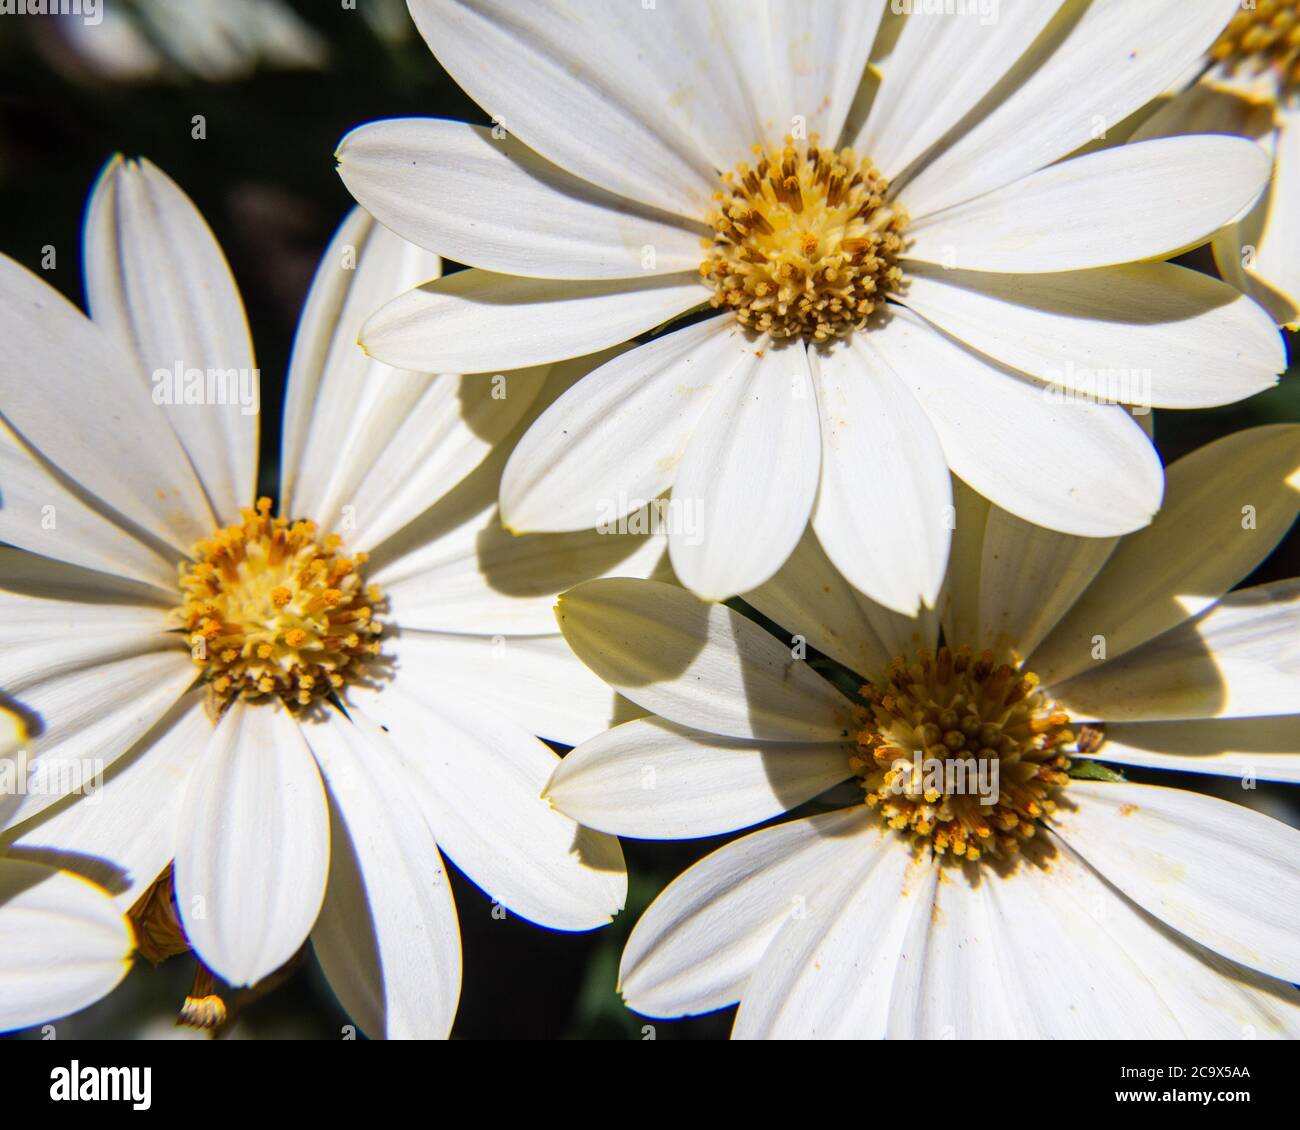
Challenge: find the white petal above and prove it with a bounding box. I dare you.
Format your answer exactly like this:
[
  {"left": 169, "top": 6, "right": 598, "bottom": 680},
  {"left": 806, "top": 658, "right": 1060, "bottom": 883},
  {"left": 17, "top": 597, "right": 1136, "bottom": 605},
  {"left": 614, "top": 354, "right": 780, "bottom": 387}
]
[
  {"left": 895, "top": 805, "right": 1300, "bottom": 1039},
  {"left": 669, "top": 339, "right": 821, "bottom": 600},
  {"left": 379, "top": 504, "right": 668, "bottom": 641},
  {"left": 280, "top": 208, "right": 436, "bottom": 513},
  {"left": 1050, "top": 579, "right": 1300, "bottom": 722},
  {"left": 855, "top": 0, "right": 1062, "bottom": 178},
  {"left": 898, "top": 855, "right": 1019, "bottom": 1037},
  {"left": 898, "top": 0, "right": 1242, "bottom": 218},
  {"left": 755, "top": 0, "right": 887, "bottom": 150},
  {"left": 978, "top": 504, "right": 1118, "bottom": 663},
  {"left": 352, "top": 370, "right": 550, "bottom": 551},
  {"left": 362, "top": 351, "right": 672, "bottom": 594},
  {"left": 938, "top": 476, "right": 991, "bottom": 649},
  {"left": 360, "top": 269, "right": 707, "bottom": 374},
  {"left": 135, "top": 0, "right": 327, "bottom": 78},
  {"left": 284, "top": 208, "right": 436, "bottom": 516},
  {"left": 868, "top": 307, "right": 1164, "bottom": 537},
  {"left": 500, "top": 316, "right": 738, "bottom": 532},
  {"left": 809, "top": 335, "right": 951, "bottom": 615},
  {"left": 281, "top": 209, "right": 551, "bottom": 545},
  {"left": 618, "top": 806, "right": 875, "bottom": 1018},
  {"left": 0, "top": 858, "right": 132, "bottom": 1032},
  {"left": 906, "top": 136, "right": 1271, "bottom": 274},
  {"left": 547, "top": 717, "right": 851, "bottom": 839},
  {"left": 379, "top": 473, "right": 670, "bottom": 613},
  {"left": 1131, "top": 75, "right": 1277, "bottom": 144},
  {"left": 303, "top": 711, "right": 461, "bottom": 1040},
  {"left": 916, "top": 833, "right": 1300, "bottom": 1038},
  {"left": 915, "top": 846, "right": 1183, "bottom": 1038},
  {"left": 84, "top": 156, "right": 257, "bottom": 523},
  {"left": 1031, "top": 426, "right": 1300, "bottom": 685},
  {"left": 557, "top": 578, "right": 854, "bottom": 741},
  {"left": 337, "top": 118, "right": 705, "bottom": 278},
  {"left": 0, "top": 546, "right": 168, "bottom": 610},
  {"left": 733, "top": 829, "right": 932, "bottom": 1039},
  {"left": 174, "top": 700, "right": 329, "bottom": 987},
  {"left": 409, "top": 0, "right": 885, "bottom": 215},
  {"left": 745, "top": 524, "right": 937, "bottom": 681},
  {"left": 350, "top": 680, "right": 626, "bottom": 931},
  {"left": 5, "top": 690, "right": 207, "bottom": 908},
  {"left": 1041, "top": 830, "right": 1300, "bottom": 1038},
  {"left": 0, "top": 423, "right": 177, "bottom": 594},
  {"left": 375, "top": 632, "right": 637, "bottom": 749},
  {"left": 0, "top": 249, "right": 213, "bottom": 553},
  {"left": 1, "top": 646, "right": 196, "bottom": 831},
  {"left": 0, "top": 576, "right": 173, "bottom": 694},
  {"left": 405, "top": 0, "right": 718, "bottom": 216},
  {"left": 899, "top": 262, "right": 1283, "bottom": 409},
  {"left": 1053, "top": 781, "right": 1300, "bottom": 983},
  {"left": 1088, "top": 717, "right": 1300, "bottom": 785},
  {"left": 1207, "top": 102, "right": 1300, "bottom": 328},
  {"left": 1242, "top": 105, "right": 1300, "bottom": 325}
]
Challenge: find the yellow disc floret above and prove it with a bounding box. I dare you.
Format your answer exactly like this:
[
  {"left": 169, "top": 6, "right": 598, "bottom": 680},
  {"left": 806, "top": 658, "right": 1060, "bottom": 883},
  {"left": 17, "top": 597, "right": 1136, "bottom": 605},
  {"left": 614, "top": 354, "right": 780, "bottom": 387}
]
[
  {"left": 176, "top": 498, "right": 383, "bottom": 709},
  {"left": 851, "top": 647, "right": 1073, "bottom": 862},
  {"left": 1211, "top": 0, "right": 1300, "bottom": 88},
  {"left": 701, "top": 135, "right": 908, "bottom": 342}
]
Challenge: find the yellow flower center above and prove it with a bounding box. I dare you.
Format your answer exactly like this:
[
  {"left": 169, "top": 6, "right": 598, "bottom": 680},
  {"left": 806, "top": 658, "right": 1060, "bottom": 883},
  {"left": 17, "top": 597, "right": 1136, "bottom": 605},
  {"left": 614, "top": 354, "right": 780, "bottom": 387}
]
[
  {"left": 1211, "top": 0, "right": 1300, "bottom": 88},
  {"left": 700, "top": 135, "right": 908, "bottom": 342},
  {"left": 850, "top": 647, "right": 1073, "bottom": 863},
  {"left": 175, "top": 497, "right": 383, "bottom": 709}
]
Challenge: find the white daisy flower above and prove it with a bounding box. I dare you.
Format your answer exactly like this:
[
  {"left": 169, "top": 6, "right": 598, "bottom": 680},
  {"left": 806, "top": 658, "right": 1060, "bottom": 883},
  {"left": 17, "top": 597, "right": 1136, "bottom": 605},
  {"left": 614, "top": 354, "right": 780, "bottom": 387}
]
[
  {"left": 544, "top": 423, "right": 1300, "bottom": 1038},
  {"left": 337, "top": 0, "right": 1285, "bottom": 612},
  {"left": 0, "top": 157, "right": 662, "bottom": 1038},
  {"left": 49, "top": 0, "right": 328, "bottom": 85},
  {"left": 1129, "top": 0, "right": 1300, "bottom": 328},
  {"left": 0, "top": 708, "right": 133, "bottom": 1035}
]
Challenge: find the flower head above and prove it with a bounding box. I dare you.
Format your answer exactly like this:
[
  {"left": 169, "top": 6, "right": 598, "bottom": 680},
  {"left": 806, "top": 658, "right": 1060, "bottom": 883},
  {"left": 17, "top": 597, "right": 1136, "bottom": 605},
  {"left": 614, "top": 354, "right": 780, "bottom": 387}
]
[
  {"left": 0, "top": 157, "right": 661, "bottom": 1037},
  {"left": 546, "top": 425, "right": 1300, "bottom": 1038},
  {"left": 338, "top": 0, "right": 1283, "bottom": 611}
]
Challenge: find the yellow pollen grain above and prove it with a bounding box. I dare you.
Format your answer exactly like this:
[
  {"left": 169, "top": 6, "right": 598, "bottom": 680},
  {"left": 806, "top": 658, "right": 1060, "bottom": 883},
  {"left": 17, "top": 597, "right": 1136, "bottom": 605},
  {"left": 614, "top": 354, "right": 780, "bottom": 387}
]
[
  {"left": 1211, "top": 0, "right": 1300, "bottom": 88},
  {"left": 701, "top": 135, "right": 908, "bottom": 342},
  {"left": 174, "top": 497, "right": 384, "bottom": 710},
  {"left": 851, "top": 646, "right": 1074, "bottom": 863}
]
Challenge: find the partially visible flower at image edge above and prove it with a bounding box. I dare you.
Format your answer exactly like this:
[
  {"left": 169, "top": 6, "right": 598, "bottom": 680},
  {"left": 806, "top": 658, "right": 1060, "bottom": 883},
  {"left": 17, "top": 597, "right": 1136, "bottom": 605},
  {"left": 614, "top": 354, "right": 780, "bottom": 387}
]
[
  {"left": 0, "top": 706, "right": 133, "bottom": 1034},
  {"left": 544, "top": 424, "right": 1300, "bottom": 1038},
  {"left": 1132, "top": 0, "right": 1300, "bottom": 328}
]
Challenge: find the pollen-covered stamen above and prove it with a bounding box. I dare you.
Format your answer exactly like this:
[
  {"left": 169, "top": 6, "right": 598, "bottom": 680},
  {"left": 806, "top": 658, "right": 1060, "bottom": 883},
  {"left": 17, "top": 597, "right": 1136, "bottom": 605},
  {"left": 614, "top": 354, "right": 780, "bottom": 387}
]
[
  {"left": 701, "top": 135, "right": 908, "bottom": 342},
  {"left": 850, "top": 646, "right": 1073, "bottom": 862},
  {"left": 175, "top": 497, "right": 383, "bottom": 709},
  {"left": 1211, "top": 0, "right": 1300, "bottom": 88}
]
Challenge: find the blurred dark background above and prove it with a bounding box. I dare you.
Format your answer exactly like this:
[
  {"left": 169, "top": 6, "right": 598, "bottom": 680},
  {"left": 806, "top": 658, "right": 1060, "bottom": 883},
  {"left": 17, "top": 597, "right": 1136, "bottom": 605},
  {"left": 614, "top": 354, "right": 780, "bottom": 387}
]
[{"left": 0, "top": 0, "right": 1296, "bottom": 1040}]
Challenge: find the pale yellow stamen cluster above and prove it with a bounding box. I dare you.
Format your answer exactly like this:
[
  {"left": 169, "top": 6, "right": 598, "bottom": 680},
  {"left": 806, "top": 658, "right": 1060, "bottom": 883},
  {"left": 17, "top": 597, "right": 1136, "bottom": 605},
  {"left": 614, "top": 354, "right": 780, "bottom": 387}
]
[
  {"left": 176, "top": 497, "right": 383, "bottom": 709},
  {"left": 851, "top": 647, "right": 1073, "bottom": 862},
  {"left": 700, "top": 135, "right": 908, "bottom": 341},
  {"left": 1211, "top": 0, "right": 1300, "bottom": 88}
]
